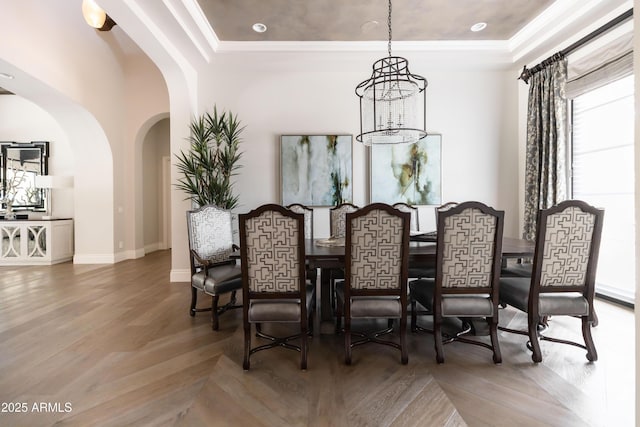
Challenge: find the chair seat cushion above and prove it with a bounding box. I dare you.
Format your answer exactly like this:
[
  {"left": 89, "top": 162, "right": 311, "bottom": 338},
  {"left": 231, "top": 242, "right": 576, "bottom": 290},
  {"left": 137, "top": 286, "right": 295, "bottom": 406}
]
[
  {"left": 410, "top": 279, "right": 492, "bottom": 317},
  {"left": 248, "top": 286, "right": 315, "bottom": 323},
  {"left": 408, "top": 259, "right": 436, "bottom": 279},
  {"left": 335, "top": 281, "right": 401, "bottom": 318},
  {"left": 500, "top": 263, "right": 533, "bottom": 278},
  {"left": 192, "top": 263, "right": 242, "bottom": 295},
  {"left": 499, "top": 277, "right": 589, "bottom": 316},
  {"left": 350, "top": 297, "right": 402, "bottom": 318},
  {"left": 249, "top": 300, "right": 302, "bottom": 323},
  {"left": 409, "top": 279, "right": 435, "bottom": 311},
  {"left": 442, "top": 295, "right": 493, "bottom": 317},
  {"left": 498, "top": 277, "right": 530, "bottom": 312}
]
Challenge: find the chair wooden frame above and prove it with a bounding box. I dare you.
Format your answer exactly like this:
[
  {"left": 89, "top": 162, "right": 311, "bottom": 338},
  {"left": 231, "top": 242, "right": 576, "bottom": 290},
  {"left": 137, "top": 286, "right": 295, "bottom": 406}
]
[
  {"left": 340, "top": 203, "right": 411, "bottom": 365},
  {"left": 239, "top": 204, "right": 311, "bottom": 370},
  {"left": 186, "top": 204, "right": 242, "bottom": 330},
  {"left": 498, "top": 200, "right": 604, "bottom": 363}
]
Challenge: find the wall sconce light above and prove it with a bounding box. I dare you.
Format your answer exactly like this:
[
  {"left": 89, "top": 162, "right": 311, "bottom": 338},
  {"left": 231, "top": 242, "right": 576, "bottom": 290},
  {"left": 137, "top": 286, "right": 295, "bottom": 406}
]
[
  {"left": 82, "top": 0, "right": 117, "bottom": 31},
  {"left": 35, "top": 175, "right": 74, "bottom": 220}
]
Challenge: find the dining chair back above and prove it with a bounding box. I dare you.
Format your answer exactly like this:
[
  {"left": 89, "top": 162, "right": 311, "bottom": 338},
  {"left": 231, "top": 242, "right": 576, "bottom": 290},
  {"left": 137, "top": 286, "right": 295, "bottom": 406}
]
[
  {"left": 286, "top": 203, "right": 313, "bottom": 239},
  {"left": 239, "top": 204, "right": 313, "bottom": 370},
  {"left": 186, "top": 204, "right": 242, "bottom": 330},
  {"left": 392, "top": 202, "right": 419, "bottom": 232},
  {"left": 499, "top": 199, "right": 604, "bottom": 362},
  {"left": 330, "top": 203, "right": 359, "bottom": 238}
]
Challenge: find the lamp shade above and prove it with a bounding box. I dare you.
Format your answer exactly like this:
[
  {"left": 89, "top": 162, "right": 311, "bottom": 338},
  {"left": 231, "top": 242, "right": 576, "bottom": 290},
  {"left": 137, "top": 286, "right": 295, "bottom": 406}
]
[
  {"left": 35, "top": 175, "right": 74, "bottom": 189},
  {"left": 82, "top": 0, "right": 116, "bottom": 31},
  {"left": 82, "top": 0, "right": 107, "bottom": 28}
]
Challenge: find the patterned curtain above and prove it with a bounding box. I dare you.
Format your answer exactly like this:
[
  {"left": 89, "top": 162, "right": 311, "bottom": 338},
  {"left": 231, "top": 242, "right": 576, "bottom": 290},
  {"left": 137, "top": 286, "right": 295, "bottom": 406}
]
[{"left": 523, "top": 57, "right": 568, "bottom": 241}]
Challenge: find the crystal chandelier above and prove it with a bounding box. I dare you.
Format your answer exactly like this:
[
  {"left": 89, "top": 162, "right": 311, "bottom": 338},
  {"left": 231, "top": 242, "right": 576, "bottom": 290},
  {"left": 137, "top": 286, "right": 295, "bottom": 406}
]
[{"left": 355, "top": 0, "right": 428, "bottom": 145}]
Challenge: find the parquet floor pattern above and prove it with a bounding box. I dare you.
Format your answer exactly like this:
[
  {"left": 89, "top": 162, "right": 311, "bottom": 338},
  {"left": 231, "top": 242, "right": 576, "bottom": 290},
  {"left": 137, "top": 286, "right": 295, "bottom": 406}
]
[{"left": 0, "top": 250, "right": 633, "bottom": 426}]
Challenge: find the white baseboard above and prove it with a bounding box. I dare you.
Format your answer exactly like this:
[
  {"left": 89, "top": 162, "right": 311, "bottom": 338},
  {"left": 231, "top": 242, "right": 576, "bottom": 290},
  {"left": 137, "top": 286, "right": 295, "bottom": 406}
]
[
  {"left": 144, "top": 242, "right": 161, "bottom": 254},
  {"left": 171, "top": 269, "right": 191, "bottom": 283},
  {"left": 73, "top": 254, "right": 117, "bottom": 264}
]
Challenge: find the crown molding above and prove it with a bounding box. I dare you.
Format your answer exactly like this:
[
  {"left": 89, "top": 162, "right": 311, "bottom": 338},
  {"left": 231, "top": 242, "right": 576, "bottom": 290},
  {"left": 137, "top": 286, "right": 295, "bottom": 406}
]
[
  {"left": 216, "top": 40, "right": 509, "bottom": 53},
  {"left": 179, "top": 0, "right": 220, "bottom": 57},
  {"left": 510, "top": 0, "right": 632, "bottom": 63}
]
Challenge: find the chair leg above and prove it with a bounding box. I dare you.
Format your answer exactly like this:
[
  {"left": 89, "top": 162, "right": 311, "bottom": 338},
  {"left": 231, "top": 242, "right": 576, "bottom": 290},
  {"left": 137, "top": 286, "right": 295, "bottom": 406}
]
[
  {"left": 582, "top": 316, "right": 598, "bottom": 362},
  {"left": 489, "top": 316, "right": 502, "bottom": 364},
  {"left": 211, "top": 295, "right": 220, "bottom": 331},
  {"left": 528, "top": 313, "right": 542, "bottom": 363},
  {"left": 243, "top": 322, "right": 251, "bottom": 370},
  {"left": 434, "top": 315, "right": 444, "bottom": 364},
  {"left": 344, "top": 317, "right": 352, "bottom": 365},
  {"left": 335, "top": 298, "right": 343, "bottom": 334},
  {"left": 301, "top": 322, "right": 308, "bottom": 370},
  {"left": 410, "top": 297, "right": 417, "bottom": 332},
  {"left": 400, "top": 313, "right": 408, "bottom": 365},
  {"left": 190, "top": 287, "right": 198, "bottom": 316},
  {"left": 591, "top": 308, "right": 599, "bottom": 327}
]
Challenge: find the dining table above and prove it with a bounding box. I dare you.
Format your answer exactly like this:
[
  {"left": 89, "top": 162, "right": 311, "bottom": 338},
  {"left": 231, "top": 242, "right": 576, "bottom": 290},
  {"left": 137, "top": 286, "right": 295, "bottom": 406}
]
[{"left": 305, "top": 236, "right": 534, "bottom": 335}]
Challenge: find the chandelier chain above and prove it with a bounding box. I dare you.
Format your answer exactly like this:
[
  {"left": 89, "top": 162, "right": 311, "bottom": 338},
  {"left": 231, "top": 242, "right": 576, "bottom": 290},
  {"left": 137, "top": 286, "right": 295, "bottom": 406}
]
[{"left": 387, "top": 0, "right": 392, "bottom": 57}]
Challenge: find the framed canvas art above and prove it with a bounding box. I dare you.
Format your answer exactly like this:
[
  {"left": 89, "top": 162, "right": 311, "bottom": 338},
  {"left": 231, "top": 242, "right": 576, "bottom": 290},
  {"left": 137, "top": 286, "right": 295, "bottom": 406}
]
[
  {"left": 370, "top": 134, "right": 441, "bottom": 205},
  {"left": 281, "top": 135, "right": 353, "bottom": 207}
]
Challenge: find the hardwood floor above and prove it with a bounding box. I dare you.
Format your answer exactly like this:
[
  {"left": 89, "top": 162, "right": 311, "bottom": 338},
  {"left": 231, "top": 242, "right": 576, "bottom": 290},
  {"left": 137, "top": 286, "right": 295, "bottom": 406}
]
[{"left": 0, "top": 250, "right": 633, "bottom": 426}]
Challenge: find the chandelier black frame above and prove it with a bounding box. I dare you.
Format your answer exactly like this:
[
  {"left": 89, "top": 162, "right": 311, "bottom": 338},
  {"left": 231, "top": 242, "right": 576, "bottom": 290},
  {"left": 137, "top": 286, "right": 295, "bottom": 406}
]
[{"left": 355, "top": 0, "right": 428, "bottom": 145}]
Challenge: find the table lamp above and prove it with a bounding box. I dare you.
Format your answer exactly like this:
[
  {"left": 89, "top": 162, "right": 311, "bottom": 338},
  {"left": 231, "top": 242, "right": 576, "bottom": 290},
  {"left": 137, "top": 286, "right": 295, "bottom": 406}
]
[{"left": 34, "top": 175, "right": 73, "bottom": 220}]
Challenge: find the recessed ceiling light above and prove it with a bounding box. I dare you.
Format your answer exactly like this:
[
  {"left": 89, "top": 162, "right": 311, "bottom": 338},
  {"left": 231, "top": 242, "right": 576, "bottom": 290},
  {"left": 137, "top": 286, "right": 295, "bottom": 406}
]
[
  {"left": 0, "top": 72, "right": 14, "bottom": 79},
  {"left": 470, "top": 22, "right": 487, "bottom": 32},
  {"left": 252, "top": 23, "right": 267, "bottom": 33}
]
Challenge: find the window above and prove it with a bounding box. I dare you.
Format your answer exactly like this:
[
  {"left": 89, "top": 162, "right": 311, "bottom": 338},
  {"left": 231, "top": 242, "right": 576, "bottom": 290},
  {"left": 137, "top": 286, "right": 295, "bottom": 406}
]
[{"left": 570, "top": 75, "right": 635, "bottom": 304}]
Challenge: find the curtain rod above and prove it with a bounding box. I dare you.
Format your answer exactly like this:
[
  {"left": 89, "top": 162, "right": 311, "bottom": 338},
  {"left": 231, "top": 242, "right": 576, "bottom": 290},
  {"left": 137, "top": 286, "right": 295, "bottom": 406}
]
[{"left": 518, "top": 8, "right": 633, "bottom": 84}]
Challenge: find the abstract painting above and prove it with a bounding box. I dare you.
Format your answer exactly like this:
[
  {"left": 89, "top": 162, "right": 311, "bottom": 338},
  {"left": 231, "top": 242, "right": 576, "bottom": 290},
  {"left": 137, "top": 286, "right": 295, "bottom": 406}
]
[
  {"left": 281, "top": 135, "right": 352, "bottom": 206},
  {"left": 370, "top": 134, "right": 441, "bottom": 205}
]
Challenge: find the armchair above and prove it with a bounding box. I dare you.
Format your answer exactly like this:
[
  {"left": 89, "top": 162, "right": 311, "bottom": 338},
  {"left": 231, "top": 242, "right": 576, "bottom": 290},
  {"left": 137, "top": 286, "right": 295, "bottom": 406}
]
[{"left": 186, "top": 204, "right": 242, "bottom": 330}]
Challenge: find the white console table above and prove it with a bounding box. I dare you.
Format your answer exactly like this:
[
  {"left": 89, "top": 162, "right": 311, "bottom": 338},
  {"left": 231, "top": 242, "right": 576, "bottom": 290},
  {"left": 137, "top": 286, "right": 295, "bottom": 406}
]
[{"left": 0, "top": 219, "right": 74, "bottom": 265}]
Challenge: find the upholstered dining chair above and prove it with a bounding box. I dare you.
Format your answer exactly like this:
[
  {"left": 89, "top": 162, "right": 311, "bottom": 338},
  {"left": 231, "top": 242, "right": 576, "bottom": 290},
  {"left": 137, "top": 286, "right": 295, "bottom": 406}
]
[
  {"left": 392, "top": 202, "right": 419, "bottom": 232},
  {"left": 287, "top": 203, "right": 317, "bottom": 287},
  {"left": 407, "top": 201, "right": 459, "bottom": 282},
  {"left": 329, "top": 202, "right": 359, "bottom": 238},
  {"left": 286, "top": 203, "right": 314, "bottom": 239},
  {"left": 409, "top": 201, "right": 504, "bottom": 364},
  {"left": 239, "top": 204, "right": 314, "bottom": 370},
  {"left": 328, "top": 203, "right": 360, "bottom": 308},
  {"left": 186, "top": 204, "right": 243, "bottom": 330},
  {"left": 335, "top": 203, "right": 411, "bottom": 365},
  {"left": 498, "top": 200, "right": 604, "bottom": 363}
]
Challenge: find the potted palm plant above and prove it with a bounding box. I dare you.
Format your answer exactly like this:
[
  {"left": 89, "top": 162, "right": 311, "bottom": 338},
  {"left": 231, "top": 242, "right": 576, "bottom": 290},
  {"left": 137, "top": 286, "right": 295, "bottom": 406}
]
[{"left": 175, "top": 107, "right": 244, "bottom": 209}]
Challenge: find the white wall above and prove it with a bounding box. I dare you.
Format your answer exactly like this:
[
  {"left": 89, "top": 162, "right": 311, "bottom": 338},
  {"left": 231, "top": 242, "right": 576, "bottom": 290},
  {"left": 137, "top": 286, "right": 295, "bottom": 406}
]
[
  {"left": 142, "top": 118, "right": 170, "bottom": 251},
  {"left": 199, "top": 50, "right": 520, "bottom": 239}
]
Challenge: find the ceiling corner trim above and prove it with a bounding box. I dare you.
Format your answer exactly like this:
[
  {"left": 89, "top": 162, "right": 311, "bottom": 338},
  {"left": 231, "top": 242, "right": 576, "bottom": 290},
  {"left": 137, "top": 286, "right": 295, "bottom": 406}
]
[
  {"left": 180, "top": 0, "right": 220, "bottom": 54},
  {"left": 161, "top": 0, "right": 216, "bottom": 62},
  {"left": 508, "top": 0, "right": 627, "bottom": 63},
  {"left": 215, "top": 40, "right": 511, "bottom": 55}
]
